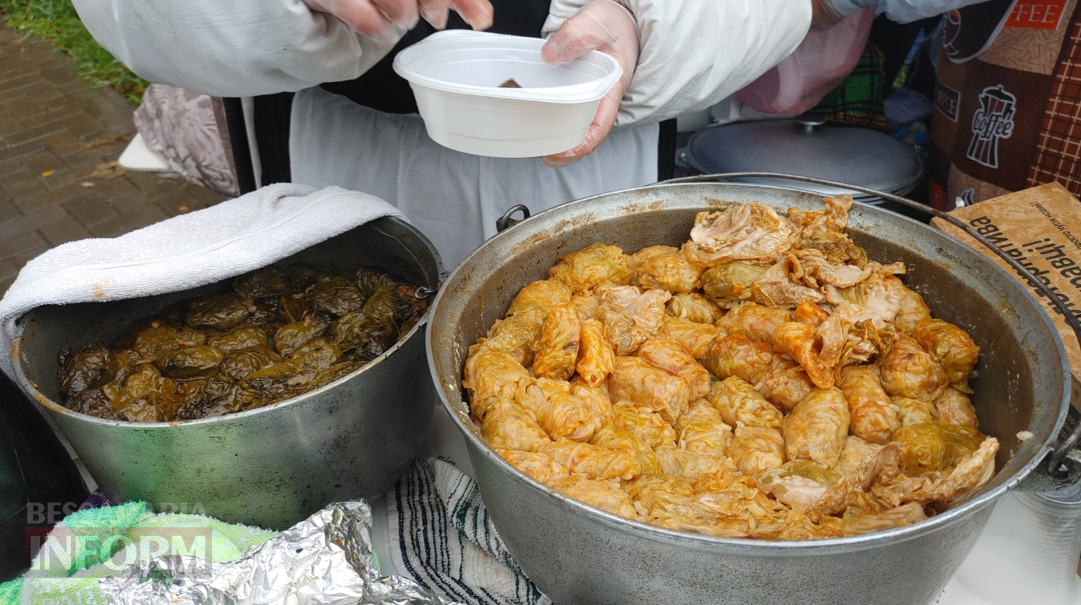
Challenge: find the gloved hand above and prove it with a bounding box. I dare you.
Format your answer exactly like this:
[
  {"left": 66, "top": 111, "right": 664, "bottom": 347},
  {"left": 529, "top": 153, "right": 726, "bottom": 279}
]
[
  {"left": 303, "top": 0, "right": 494, "bottom": 43},
  {"left": 541, "top": 0, "right": 638, "bottom": 168}
]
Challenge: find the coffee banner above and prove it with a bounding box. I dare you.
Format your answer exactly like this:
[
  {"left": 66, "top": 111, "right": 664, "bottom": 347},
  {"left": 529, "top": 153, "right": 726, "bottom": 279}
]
[{"left": 929, "top": 0, "right": 1080, "bottom": 209}]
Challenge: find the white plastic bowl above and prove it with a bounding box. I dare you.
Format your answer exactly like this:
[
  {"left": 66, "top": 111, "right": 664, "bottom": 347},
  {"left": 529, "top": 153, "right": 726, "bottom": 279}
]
[{"left": 393, "top": 30, "right": 623, "bottom": 158}]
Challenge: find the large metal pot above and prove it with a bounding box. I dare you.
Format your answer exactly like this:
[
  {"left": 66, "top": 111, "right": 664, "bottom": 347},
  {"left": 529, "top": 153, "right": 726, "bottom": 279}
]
[
  {"left": 427, "top": 181, "right": 1076, "bottom": 605},
  {"left": 12, "top": 217, "right": 442, "bottom": 530}
]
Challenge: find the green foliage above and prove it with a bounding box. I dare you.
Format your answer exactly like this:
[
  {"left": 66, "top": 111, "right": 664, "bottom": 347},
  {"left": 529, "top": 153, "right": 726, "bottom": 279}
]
[{"left": 0, "top": 0, "right": 146, "bottom": 104}]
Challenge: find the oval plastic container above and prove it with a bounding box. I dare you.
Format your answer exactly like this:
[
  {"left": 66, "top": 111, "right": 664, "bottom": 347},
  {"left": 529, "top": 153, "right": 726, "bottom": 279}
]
[{"left": 393, "top": 30, "right": 622, "bottom": 158}]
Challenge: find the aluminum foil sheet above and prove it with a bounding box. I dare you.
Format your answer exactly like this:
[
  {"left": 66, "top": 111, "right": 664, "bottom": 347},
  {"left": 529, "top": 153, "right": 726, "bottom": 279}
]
[{"left": 99, "top": 501, "right": 460, "bottom": 605}]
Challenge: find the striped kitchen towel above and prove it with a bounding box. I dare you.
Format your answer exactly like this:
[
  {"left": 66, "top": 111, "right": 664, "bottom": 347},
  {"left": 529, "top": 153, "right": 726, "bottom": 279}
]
[{"left": 387, "top": 458, "right": 551, "bottom": 605}]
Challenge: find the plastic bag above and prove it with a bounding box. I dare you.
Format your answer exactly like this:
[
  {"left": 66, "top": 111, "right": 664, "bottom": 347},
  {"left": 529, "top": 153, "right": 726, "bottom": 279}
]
[{"left": 737, "top": 8, "right": 876, "bottom": 115}]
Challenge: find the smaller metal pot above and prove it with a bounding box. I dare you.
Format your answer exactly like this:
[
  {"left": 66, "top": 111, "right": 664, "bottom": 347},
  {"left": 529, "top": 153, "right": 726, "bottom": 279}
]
[
  {"left": 12, "top": 217, "right": 442, "bottom": 530},
  {"left": 678, "top": 115, "right": 926, "bottom": 205}
]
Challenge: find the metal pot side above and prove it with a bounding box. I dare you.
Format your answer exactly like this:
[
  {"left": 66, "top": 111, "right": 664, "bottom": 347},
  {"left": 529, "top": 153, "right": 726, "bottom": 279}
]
[
  {"left": 14, "top": 217, "right": 443, "bottom": 530},
  {"left": 426, "top": 182, "right": 1069, "bottom": 605}
]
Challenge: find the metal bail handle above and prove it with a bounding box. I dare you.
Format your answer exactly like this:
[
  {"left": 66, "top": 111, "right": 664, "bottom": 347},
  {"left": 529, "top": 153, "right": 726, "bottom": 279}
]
[
  {"left": 664, "top": 171, "right": 1081, "bottom": 484},
  {"left": 496, "top": 204, "right": 532, "bottom": 233}
]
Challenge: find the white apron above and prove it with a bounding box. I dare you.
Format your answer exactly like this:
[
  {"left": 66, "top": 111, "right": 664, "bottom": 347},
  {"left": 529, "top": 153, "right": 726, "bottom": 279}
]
[{"left": 289, "top": 85, "right": 660, "bottom": 268}]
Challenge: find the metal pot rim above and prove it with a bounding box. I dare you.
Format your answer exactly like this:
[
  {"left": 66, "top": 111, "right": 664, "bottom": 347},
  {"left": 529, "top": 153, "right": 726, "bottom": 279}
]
[{"left": 426, "top": 180, "right": 1071, "bottom": 551}]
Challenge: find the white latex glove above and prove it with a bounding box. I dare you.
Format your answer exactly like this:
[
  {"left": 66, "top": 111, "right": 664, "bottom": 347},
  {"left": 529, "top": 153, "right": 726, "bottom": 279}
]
[
  {"left": 540, "top": 0, "right": 638, "bottom": 168},
  {"left": 303, "top": 0, "right": 494, "bottom": 42}
]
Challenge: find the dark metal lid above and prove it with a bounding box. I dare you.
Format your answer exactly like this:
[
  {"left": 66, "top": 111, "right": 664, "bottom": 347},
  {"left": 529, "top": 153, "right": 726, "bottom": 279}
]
[{"left": 684, "top": 116, "right": 925, "bottom": 199}]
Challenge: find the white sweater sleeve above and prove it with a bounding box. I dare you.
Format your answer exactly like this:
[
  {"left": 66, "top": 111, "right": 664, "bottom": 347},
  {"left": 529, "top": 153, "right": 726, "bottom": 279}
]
[
  {"left": 71, "top": 0, "right": 396, "bottom": 97},
  {"left": 544, "top": 0, "right": 813, "bottom": 126}
]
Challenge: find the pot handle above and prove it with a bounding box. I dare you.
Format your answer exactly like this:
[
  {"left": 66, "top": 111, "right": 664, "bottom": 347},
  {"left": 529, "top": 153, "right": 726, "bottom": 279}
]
[
  {"left": 664, "top": 172, "right": 1081, "bottom": 486},
  {"left": 496, "top": 204, "right": 532, "bottom": 233}
]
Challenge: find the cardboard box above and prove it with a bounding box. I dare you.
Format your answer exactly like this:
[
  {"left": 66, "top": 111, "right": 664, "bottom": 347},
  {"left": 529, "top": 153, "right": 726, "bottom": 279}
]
[{"left": 932, "top": 182, "right": 1081, "bottom": 411}]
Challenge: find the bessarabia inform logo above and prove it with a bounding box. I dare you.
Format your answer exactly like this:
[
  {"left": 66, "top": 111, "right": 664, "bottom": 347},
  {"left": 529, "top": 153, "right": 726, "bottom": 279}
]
[{"left": 967, "top": 84, "right": 1017, "bottom": 169}]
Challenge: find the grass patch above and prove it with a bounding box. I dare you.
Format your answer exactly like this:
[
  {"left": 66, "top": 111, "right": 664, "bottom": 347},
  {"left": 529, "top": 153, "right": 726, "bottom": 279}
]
[{"left": 0, "top": 0, "right": 146, "bottom": 104}]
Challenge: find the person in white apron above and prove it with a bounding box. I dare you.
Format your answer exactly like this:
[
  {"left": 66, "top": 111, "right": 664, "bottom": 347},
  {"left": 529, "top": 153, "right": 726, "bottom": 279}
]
[{"left": 71, "top": 0, "right": 821, "bottom": 266}]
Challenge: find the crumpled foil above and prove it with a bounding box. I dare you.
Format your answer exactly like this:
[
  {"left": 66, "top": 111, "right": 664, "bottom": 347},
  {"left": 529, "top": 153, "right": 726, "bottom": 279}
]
[{"left": 99, "top": 501, "right": 461, "bottom": 605}]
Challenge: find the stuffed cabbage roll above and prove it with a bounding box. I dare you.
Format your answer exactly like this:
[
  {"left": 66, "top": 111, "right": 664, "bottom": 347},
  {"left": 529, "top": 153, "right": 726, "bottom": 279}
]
[
  {"left": 913, "top": 318, "right": 980, "bottom": 388},
  {"left": 576, "top": 319, "right": 615, "bottom": 387},
  {"left": 471, "top": 307, "right": 546, "bottom": 367},
  {"left": 714, "top": 302, "right": 792, "bottom": 345},
  {"left": 637, "top": 338, "right": 711, "bottom": 400},
  {"left": 842, "top": 503, "right": 927, "bottom": 536},
  {"left": 885, "top": 276, "right": 932, "bottom": 335},
  {"left": 783, "top": 388, "right": 851, "bottom": 468},
  {"left": 610, "top": 401, "right": 678, "bottom": 449},
  {"left": 549, "top": 477, "right": 638, "bottom": 519},
  {"left": 568, "top": 294, "right": 600, "bottom": 322},
  {"left": 661, "top": 316, "right": 719, "bottom": 360},
  {"left": 482, "top": 399, "right": 552, "bottom": 453},
  {"left": 701, "top": 262, "right": 769, "bottom": 302},
  {"left": 570, "top": 377, "right": 612, "bottom": 416},
  {"left": 517, "top": 378, "right": 601, "bottom": 443},
  {"left": 879, "top": 333, "right": 949, "bottom": 401},
  {"left": 837, "top": 366, "right": 901, "bottom": 445},
  {"left": 608, "top": 356, "right": 690, "bottom": 425},
  {"left": 754, "top": 355, "right": 815, "bottom": 412},
  {"left": 892, "top": 396, "right": 939, "bottom": 426},
  {"left": 623, "top": 474, "right": 694, "bottom": 516},
  {"left": 832, "top": 435, "right": 882, "bottom": 475},
  {"left": 654, "top": 446, "right": 734, "bottom": 481},
  {"left": 632, "top": 246, "right": 704, "bottom": 293},
  {"left": 706, "top": 377, "right": 783, "bottom": 430},
  {"left": 589, "top": 422, "right": 662, "bottom": 474},
  {"left": 597, "top": 285, "right": 671, "bottom": 355},
  {"left": 702, "top": 334, "right": 774, "bottom": 385},
  {"left": 541, "top": 438, "right": 642, "bottom": 480},
  {"left": 549, "top": 243, "right": 635, "bottom": 292},
  {"left": 891, "top": 423, "right": 986, "bottom": 476},
  {"left": 496, "top": 449, "right": 570, "bottom": 484},
  {"left": 935, "top": 387, "right": 979, "bottom": 427},
  {"left": 462, "top": 349, "right": 533, "bottom": 420},
  {"left": 666, "top": 293, "right": 723, "bottom": 325},
  {"left": 772, "top": 322, "right": 834, "bottom": 389},
  {"left": 533, "top": 302, "right": 581, "bottom": 381},
  {"left": 727, "top": 426, "right": 786, "bottom": 477},
  {"left": 506, "top": 279, "right": 573, "bottom": 317},
  {"left": 675, "top": 399, "right": 732, "bottom": 453}
]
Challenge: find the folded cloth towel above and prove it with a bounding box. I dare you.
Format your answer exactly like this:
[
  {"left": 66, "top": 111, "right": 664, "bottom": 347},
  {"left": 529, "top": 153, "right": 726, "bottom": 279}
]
[
  {"left": 0, "top": 183, "right": 403, "bottom": 379},
  {"left": 387, "top": 458, "right": 551, "bottom": 605}
]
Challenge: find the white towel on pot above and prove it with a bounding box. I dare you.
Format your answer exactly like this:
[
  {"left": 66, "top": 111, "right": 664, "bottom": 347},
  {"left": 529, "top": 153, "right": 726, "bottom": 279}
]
[
  {"left": 0, "top": 183, "right": 404, "bottom": 379},
  {"left": 388, "top": 458, "right": 552, "bottom": 605}
]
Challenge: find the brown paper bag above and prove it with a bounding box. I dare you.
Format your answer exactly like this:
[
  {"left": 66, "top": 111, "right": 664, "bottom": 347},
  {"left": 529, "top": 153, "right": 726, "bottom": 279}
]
[{"left": 933, "top": 182, "right": 1081, "bottom": 411}]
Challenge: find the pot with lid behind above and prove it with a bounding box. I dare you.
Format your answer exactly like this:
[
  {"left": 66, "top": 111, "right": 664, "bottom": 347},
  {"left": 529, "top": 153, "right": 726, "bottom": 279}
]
[{"left": 679, "top": 115, "right": 926, "bottom": 207}]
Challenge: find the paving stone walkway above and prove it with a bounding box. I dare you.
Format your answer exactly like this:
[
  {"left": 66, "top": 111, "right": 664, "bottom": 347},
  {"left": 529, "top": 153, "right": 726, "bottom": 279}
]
[{"left": 0, "top": 21, "right": 226, "bottom": 296}]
